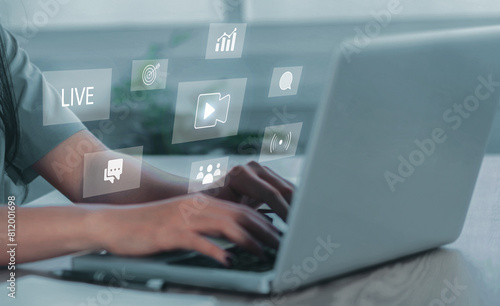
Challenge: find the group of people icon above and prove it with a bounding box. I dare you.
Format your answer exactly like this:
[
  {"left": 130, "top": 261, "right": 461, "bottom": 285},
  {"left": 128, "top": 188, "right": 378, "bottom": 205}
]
[{"left": 196, "top": 163, "right": 222, "bottom": 185}]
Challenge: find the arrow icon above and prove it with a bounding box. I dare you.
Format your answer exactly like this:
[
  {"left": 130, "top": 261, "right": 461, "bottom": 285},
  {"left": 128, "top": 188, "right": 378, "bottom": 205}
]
[{"left": 204, "top": 103, "right": 215, "bottom": 119}]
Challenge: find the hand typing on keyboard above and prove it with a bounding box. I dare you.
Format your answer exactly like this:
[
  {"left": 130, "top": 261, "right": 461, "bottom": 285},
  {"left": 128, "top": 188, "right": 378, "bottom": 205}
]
[
  {"left": 170, "top": 244, "right": 278, "bottom": 271},
  {"left": 202, "top": 161, "right": 295, "bottom": 221}
]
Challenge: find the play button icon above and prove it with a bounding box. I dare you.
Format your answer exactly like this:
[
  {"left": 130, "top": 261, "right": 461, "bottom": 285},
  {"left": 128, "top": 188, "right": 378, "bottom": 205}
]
[
  {"left": 194, "top": 92, "right": 231, "bottom": 129},
  {"left": 172, "top": 78, "right": 247, "bottom": 143},
  {"left": 204, "top": 103, "right": 215, "bottom": 119}
]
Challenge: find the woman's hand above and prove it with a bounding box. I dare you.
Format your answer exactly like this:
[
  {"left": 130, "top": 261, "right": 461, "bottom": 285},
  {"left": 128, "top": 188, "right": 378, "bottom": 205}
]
[
  {"left": 89, "top": 193, "right": 280, "bottom": 266},
  {"left": 205, "top": 161, "right": 295, "bottom": 221}
]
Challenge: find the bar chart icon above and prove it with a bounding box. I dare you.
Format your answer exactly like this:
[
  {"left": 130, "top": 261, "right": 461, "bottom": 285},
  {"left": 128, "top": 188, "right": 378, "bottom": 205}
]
[
  {"left": 206, "top": 23, "right": 246, "bottom": 59},
  {"left": 215, "top": 28, "right": 237, "bottom": 53}
]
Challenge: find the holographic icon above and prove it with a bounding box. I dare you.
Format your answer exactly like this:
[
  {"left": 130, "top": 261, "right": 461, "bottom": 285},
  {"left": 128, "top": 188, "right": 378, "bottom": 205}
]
[
  {"left": 268, "top": 66, "right": 303, "bottom": 97},
  {"left": 172, "top": 78, "right": 247, "bottom": 144},
  {"left": 196, "top": 163, "right": 223, "bottom": 185},
  {"left": 279, "top": 71, "right": 293, "bottom": 91},
  {"left": 188, "top": 157, "right": 229, "bottom": 193},
  {"left": 206, "top": 23, "right": 246, "bottom": 59},
  {"left": 194, "top": 93, "right": 231, "bottom": 129},
  {"left": 215, "top": 28, "right": 238, "bottom": 53},
  {"left": 83, "top": 146, "right": 143, "bottom": 198},
  {"left": 104, "top": 158, "right": 123, "bottom": 184},
  {"left": 270, "top": 132, "right": 292, "bottom": 153},
  {"left": 142, "top": 63, "right": 160, "bottom": 86},
  {"left": 131, "top": 59, "right": 168, "bottom": 91},
  {"left": 259, "top": 122, "right": 303, "bottom": 162}
]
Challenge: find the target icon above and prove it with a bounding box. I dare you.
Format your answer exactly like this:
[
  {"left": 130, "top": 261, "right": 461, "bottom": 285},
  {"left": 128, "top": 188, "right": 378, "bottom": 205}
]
[
  {"left": 270, "top": 132, "right": 292, "bottom": 153},
  {"left": 142, "top": 63, "right": 160, "bottom": 86}
]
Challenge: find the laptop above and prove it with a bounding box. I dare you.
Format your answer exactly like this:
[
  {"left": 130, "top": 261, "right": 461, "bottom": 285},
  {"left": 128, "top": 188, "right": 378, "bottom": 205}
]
[{"left": 72, "top": 25, "right": 500, "bottom": 294}]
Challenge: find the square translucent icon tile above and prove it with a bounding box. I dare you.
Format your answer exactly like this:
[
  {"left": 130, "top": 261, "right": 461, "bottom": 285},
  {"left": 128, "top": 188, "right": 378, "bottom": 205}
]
[
  {"left": 130, "top": 59, "right": 169, "bottom": 91},
  {"left": 43, "top": 69, "right": 112, "bottom": 126},
  {"left": 83, "top": 146, "right": 143, "bottom": 198},
  {"left": 268, "top": 66, "right": 303, "bottom": 97},
  {"left": 259, "top": 122, "right": 303, "bottom": 162},
  {"left": 172, "top": 78, "right": 247, "bottom": 144},
  {"left": 188, "top": 156, "right": 230, "bottom": 193},
  {"left": 206, "top": 23, "right": 247, "bottom": 59}
]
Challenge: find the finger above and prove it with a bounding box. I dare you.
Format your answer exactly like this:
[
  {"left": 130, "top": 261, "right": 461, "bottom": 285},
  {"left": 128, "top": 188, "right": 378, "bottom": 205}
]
[
  {"left": 203, "top": 198, "right": 282, "bottom": 236},
  {"left": 241, "top": 195, "right": 264, "bottom": 209},
  {"left": 247, "top": 162, "right": 294, "bottom": 204},
  {"left": 191, "top": 214, "right": 266, "bottom": 259},
  {"left": 263, "top": 165, "right": 295, "bottom": 189},
  {"left": 247, "top": 161, "right": 295, "bottom": 190},
  {"left": 263, "top": 166, "right": 295, "bottom": 197},
  {"left": 177, "top": 233, "right": 232, "bottom": 266},
  {"left": 204, "top": 203, "right": 281, "bottom": 248},
  {"left": 230, "top": 206, "right": 281, "bottom": 249},
  {"left": 227, "top": 167, "right": 289, "bottom": 220}
]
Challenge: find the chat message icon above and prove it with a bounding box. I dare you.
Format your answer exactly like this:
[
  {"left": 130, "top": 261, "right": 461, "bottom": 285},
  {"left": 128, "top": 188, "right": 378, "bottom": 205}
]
[
  {"left": 279, "top": 71, "right": 293, "bottom": 91},
  {"left": 269, "top": 66, "right": 302, "bottom": 97},
  {"left": 104, "top": 158, "right": 123, "bottom": 184}
]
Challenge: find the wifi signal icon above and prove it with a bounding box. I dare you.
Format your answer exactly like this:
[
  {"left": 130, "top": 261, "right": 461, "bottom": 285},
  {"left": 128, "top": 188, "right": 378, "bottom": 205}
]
[{"left": 270, "top": 132, "right": 292, "bottom": 153}]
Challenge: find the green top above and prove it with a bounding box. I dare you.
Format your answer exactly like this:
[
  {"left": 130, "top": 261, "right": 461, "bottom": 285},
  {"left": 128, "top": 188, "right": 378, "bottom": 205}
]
[{"left": 1, "top": 25, "right": 86, "bottom": 204}]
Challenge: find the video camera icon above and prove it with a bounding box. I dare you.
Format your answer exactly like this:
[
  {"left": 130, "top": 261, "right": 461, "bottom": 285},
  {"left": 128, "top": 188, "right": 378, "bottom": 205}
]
[{"left": 194, "top": 93, "right": 231, "bottom": 129}]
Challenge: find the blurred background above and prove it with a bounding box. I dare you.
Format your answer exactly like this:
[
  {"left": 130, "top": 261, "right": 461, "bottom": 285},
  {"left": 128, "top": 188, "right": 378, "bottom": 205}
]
[{"left": 0, "top": 0, "right": 499, "bottom": 201}]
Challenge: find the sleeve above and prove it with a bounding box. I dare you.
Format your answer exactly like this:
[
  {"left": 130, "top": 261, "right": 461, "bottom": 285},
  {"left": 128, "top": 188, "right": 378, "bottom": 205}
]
[{"left": 1, "top": 26, "right": 87, "bottom": 183}]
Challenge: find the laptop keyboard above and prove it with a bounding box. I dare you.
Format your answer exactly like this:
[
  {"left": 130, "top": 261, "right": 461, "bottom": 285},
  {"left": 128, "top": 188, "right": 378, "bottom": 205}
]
[{"left": 169, "top": 245, "right": 277, "bottom": 272}]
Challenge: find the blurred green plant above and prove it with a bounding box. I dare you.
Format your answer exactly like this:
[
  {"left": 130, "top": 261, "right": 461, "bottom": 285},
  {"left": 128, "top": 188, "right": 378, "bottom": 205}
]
[{"left": 95, "top": 29, "right": 260, "bottom": 155}]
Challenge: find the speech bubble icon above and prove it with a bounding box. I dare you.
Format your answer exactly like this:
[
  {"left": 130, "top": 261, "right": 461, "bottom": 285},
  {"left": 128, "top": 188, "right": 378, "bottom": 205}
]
[
  {"left": 279, "top": 71, "right": 293, "bottom": 91},
  {"left": 107, "top": 158, "right": 123, "bottom": 181}
]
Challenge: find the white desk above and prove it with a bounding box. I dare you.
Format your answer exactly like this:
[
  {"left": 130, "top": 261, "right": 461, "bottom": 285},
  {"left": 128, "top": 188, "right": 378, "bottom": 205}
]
[{"left": 3, "top": 155, "right": 499, "bottom": 306}]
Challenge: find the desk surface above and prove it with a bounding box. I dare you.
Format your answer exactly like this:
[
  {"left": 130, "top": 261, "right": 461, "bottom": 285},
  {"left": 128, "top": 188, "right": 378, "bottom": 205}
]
[{"left": 3, "top": 155, "right": 499, "bottom": 306}]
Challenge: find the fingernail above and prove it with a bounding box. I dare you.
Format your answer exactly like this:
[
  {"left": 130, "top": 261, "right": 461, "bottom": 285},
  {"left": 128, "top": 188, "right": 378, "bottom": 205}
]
[
  {"left": 225, "top": 254, "right": 235, "bottom": 268},
  {"left": 277, "top": 229, "right": 284, "bottom": 236},
  {"left": 262, "top": 214, "right": 273, "bottom": 222}
]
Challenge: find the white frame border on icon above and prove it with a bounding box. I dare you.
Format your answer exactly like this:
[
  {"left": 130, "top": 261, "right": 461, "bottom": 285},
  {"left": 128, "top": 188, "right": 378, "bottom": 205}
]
[{"left": 194, "top": 93, "right": 231, "bottom": 129}]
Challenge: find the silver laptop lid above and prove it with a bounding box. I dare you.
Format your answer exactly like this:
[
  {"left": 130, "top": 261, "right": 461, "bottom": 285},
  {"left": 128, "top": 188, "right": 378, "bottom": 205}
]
[{"left": 273, "top": 26, "right": 500, "bottom": 292}]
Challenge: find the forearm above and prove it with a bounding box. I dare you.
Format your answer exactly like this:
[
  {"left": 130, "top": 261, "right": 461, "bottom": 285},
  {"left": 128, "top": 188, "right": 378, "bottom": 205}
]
[
  {"left": 34, "top": 130, "right": 189, "bottom": 205},
  {"left": 0, "top": 205, "right": 102, "bottom": 264},
  {"left": 80, "top": 161, "right": 189, "bottom": 204}
]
